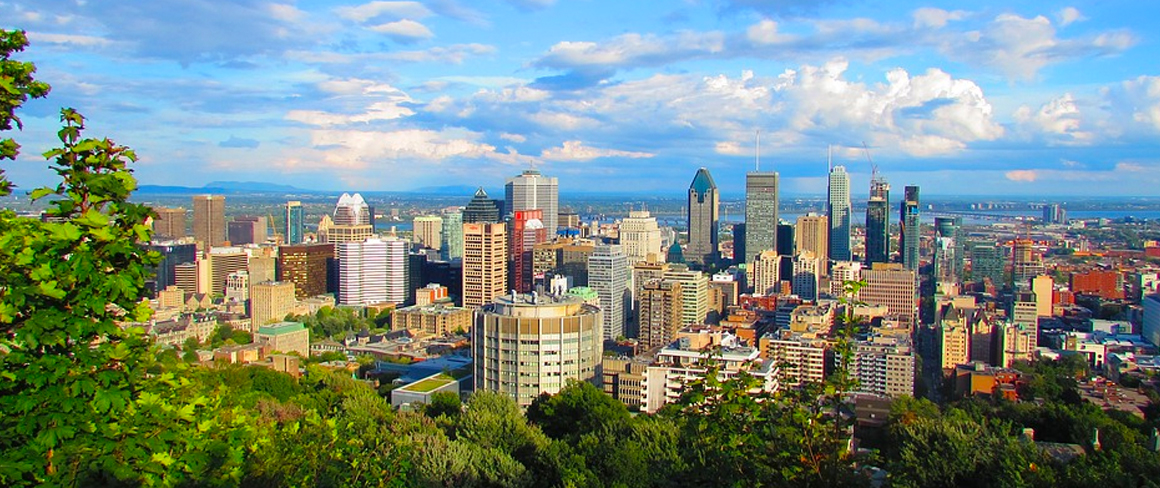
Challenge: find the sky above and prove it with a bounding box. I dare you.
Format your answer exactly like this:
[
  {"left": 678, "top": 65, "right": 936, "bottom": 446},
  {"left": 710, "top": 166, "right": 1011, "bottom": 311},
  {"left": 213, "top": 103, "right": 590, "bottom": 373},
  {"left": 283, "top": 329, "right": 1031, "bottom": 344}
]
[{"left": 5, "top": 0, "right": 1160, "bottom": 197}]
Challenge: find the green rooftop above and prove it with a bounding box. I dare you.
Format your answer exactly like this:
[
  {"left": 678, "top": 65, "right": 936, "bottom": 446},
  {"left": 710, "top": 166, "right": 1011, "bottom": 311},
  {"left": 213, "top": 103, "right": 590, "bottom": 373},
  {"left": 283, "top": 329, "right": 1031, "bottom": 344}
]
[
  {"left": 567, "top": 287, "right": 599, "bottom": 300},
  {"left": 401, "top": 374, "right": 456, "bottom": 393},
  {"left": 257, "top": 321, "right": 306, "bottom": 336}
]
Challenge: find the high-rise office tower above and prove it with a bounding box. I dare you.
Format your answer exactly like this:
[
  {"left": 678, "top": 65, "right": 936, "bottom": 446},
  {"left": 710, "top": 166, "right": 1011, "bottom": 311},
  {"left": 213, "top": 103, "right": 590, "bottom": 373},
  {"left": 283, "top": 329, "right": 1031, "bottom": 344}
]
[
  {"left": 413, "top": 215, "right": 443, "bottom": 250},
  {"left": 441, "top": 211, "right": 464, "bottom": 260},
  {"left": 505, "top": 169, "right": 559, "bottom": 234},
  {"left": 462, "top": 222, "right": 507, "bottom": 308},
  {"left": 900, "top": 185, "right": 920, "bottom": 271},
  {"left": 228, "top": 216, "right": 267, "bottom": 245},
  {"left": 743, "top": 172, "right": 778, "bottom": 265},
  {"left": 250, "top": 281, "right": 296, "bottom": 331},
  {"left": 935, "top": 216, "right": 964, "bottom": 280},
  {"left": 828, "top": 165, "right": 852, "bottom": 261},
  {"left": 152, "top": 207, "right": 187, "bottom": 240},
  {"left": 192, "top": 195, "right": 226, "bottom": 248},
  {"left": 686, "top": 168, "right": 719, "bottom": 269},
  {"left": 464, "top": 188, "right": 502, "bottom": 224},
  {"left": 285, "top": 201, "right": 304, "bottom": 245},
  {"left": 473, "top": 293, "right": 602, "bottom": 407},
  {"left": 337, "top": 237, "right": 388, "bottom": 306},
  {"left": 970, "top": 243, "right": 1004, "bottom": 287},
  {"left": 620, "top": 210, "right": 664, "bottom": 264},
  {"left": 792, "top": 251, "right": 821, "bottom": 301},
  {"left": 145, "top": 242, "right": 197, "bottom": 293},
  {"left": 510, "top": 210, "right": 547, "bottom": 293},
  {"left": 208, "top": 247, "right": 248, "bottom": 295},
  {"left": 860, "top": 263, "right": 918, "bottom": 330},
  {"left": 638, "top": 279, "right": 683, "bottom": 350},
  {"left": 323, "top": 193, "right": 375, "bottom": 245},
  {"left": 278, "top": 243, "right": 333, "bottom": 299},
  {"left": 589, "top": 244, "right": 630, "bottom": 340},
  {"left": 865, "top": 175, "right": 890, "bottom": 265},
  {"left": 795, "top": 213, "right": 829, "bottom": 268}
]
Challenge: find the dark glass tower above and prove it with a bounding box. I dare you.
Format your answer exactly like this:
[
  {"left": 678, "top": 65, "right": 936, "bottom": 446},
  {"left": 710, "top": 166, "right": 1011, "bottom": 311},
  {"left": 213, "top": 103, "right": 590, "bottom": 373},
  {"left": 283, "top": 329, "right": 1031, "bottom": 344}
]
[
  {"left": 743, "top": 172, "right": 778, "bottom": 264},
  {"left": 934, "top": 216, "right": 964, "bottom": 281},
  {"left": 900, "top": 185, "right": 920, "bottom": 271},
  {"left": 463, "top": 187, "right": 502, "bottom": 224},
  {"left": 865, "top": 176, "right": 890, "bottom": 265},
  {"left": 285, "top": 200, "right": 304, "bottom": 245},
  {"left": 686, "top": 168, "right": 719, "bottom": 269},
  {"left": 827, "top": 165, "right": 851, "bottom": 261}
]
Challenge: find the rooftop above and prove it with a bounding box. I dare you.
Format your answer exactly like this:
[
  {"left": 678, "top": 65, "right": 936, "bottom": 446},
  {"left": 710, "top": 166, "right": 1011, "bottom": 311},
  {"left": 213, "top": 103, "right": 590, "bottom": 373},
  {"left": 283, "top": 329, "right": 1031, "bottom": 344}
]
[{"left": 257, "top": 321, "right": 307, "bottom": 336}]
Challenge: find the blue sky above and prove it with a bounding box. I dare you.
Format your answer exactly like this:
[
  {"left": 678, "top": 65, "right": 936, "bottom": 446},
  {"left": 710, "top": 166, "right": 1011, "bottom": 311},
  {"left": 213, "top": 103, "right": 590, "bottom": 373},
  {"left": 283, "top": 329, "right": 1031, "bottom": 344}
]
[{"left": 5, "top": 0, "right": 1160, "bottom": 196}]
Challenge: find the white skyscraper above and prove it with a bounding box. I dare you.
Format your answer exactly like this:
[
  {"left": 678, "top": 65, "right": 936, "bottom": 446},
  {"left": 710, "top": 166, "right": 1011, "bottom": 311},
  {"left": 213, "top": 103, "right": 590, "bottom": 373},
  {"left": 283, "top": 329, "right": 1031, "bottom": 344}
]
[
  {"left": 505, "top": 169, "right": 559, "bottom": 234},
  {"left": 828, "top": 165, "right": 852, "bottom": 261},
  {"left": 384, "top": 237, "right": 408, "bottom": 305},
  {"left": 619, "top": 210, "right": 664, "bottom": 264},
  {"left": 752, "top": 250, "right": 781, "bottom": 296},
  {"left": 589, "top": 245, "right": 630, "bottom": 340},
  {"left": 337, "top": 237, "right": 387, "bottom": 305}
]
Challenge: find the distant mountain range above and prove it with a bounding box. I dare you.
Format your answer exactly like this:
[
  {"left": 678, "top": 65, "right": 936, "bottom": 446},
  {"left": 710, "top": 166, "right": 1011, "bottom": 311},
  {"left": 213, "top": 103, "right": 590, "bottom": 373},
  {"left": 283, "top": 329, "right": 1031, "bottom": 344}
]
[{"left": 136, "top": 181, "right": 498, "bottom": 196}]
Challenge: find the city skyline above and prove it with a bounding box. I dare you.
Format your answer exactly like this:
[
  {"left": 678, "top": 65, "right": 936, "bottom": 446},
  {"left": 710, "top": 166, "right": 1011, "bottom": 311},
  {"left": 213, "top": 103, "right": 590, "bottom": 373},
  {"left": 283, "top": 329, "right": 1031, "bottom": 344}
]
[{"left": 6, "top": 1, "right": 1160, "bottom": 196}]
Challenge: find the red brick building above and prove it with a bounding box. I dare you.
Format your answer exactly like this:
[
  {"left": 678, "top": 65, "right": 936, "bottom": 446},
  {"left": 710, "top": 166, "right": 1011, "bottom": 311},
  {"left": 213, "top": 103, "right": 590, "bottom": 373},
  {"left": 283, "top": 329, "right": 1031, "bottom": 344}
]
[{"left": 1070, "top": 270, "right": 1124, "bottom": 300}]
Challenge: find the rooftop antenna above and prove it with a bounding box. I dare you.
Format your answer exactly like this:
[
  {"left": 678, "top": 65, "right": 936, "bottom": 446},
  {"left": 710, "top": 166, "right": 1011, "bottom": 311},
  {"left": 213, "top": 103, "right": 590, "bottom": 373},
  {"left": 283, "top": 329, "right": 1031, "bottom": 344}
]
[
  {"left": 755, "top": 129, "right": 761, "bottom": 172},
  {"left": 827, "top": 144, "right": 832, "bottom": 172}
]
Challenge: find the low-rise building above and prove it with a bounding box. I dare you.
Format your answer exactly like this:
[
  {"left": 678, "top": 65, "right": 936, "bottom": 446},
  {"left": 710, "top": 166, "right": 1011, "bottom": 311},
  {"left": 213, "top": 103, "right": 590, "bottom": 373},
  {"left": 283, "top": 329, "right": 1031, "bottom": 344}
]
[
  {"left": 254, "top": 321, "right": 310, "bottom": 357},
  {"left": 953, "top": 361, "right": 1022, "bottom": 400},
  {"left": 393, "top": 303, "right": 473, "bottom": 337}
]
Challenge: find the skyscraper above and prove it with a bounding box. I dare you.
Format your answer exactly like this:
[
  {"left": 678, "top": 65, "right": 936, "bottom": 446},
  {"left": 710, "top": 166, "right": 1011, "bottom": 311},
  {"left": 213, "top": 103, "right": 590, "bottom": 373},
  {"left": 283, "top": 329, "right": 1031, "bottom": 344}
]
[
  {"left": 751, "top": 250, "right": 781, "bottom": 296},
  {"left": 663, "top": 264, "right": 709, "bottom": 326},
  {"left": 795, "top": 213, "right": 829, "bottom": 264},
  {"left": 278, "top": 243, "right": 333, "bottom": 299},
  {"left": 860, "top": 263, "right": 918, "bottom": 330},
  {"left": 462, "top": 222, "right": 507, "bottom": 308},
  {"left": 686, "top": 168, "right": 719, "bottom": 269},
  {"left": 464, "top": 187, "right": 502, "bottom": 224},
  {"left": 828, "top": 165, "right": 851, "bottom": 261},
  {"left": 743, "top": 171, "right": 778, "bottom": 264},
  {"left": 250, "top": 281, "right": 296, "bottom": 331},
  {"left": 933, "top": 216, "right": 964, "bottom": 289},
  {"left": 900, "top": 185, "right": 920, "bottom": 271},
  {"left": 638, "top": 279, "right": 683, "bottom": 349},
  {"left": 152, "top": 207, "right": 187, "bottom": 240},
  {"left": 970, "top": 243, "right": 1003, "bottom": 287},
  {"left": 337, "top": 237, "right": 388, "bottom": 306},
  {"left": 413, "top": 215, "right": 443, "bottom": 250},
  {"left": 505, "top": 169, "right": 559, "bottom": 233},
  {"left": 589, "top": 244, "right": 630, "bottom": 340},
  {"left": 792, "top": 251, "right": 821, "bottom": 301},
  {"left": 192, "top": 195, "right": 226, "bottom": 248},
  {"left": 441, "top": 211, "right": 464, "bottom": 260},
  {"left": 285, "top": 201, "right": 304, "bottom": 245},
  {"left": 865, "top": 176, "right": 890, "bottom": 265},
  {"left": 227, "top": 216, "right": 267, "bottom": 245},
  {"left": 619, "top": 210, "right": 664, "bottom": 264},
  {"left": 510, "top": 210, "right": 547, "bottom": 293},
  {"left": 384, "top": 237, "right": 409, "bottom": 306},
  {"left": 323, "top": 193, "right": 375, "bottom": 244}
]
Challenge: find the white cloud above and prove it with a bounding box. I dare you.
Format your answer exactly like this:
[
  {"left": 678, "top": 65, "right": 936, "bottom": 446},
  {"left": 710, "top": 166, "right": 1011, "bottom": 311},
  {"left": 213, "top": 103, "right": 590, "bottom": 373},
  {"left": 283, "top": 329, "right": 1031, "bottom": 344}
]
[
  {"left": 912, "top": 8, "right": 966, "bottom": 29},
  {"left": 369, "top": 19, "right": 435, "bottom": 42},
  {"left": 26, "top": 32, "right": 116, "bottom": 48},
  {"left": 1013, "top": 93, "right": 1092, "bottom": 145},
  {"left": 541, "top": 140, "right": 655, "bottom": 161},
  {"left": 500, "top": 133, "right": 527, "bottom": 143},
  {"left": 286, "top": 80, "right": 415, "bottom": 126},
  {"left": 1102, "top": 76, "right": 1160, "bottom": 134},
  {"left": 536, "top": 31, "right": 725, "bottom": 69},
  {"left": 1057, "top": 7, "right": 1086, "bottom": 27},
  {"left": 1006, "top": 170, "right": 1039, "bottom": 182},
  {"left": 335, "top": 1, "right": 432, "bottom": 22},
  {"left": 746, "top": 20, "right": 795, "bottom": 45}
]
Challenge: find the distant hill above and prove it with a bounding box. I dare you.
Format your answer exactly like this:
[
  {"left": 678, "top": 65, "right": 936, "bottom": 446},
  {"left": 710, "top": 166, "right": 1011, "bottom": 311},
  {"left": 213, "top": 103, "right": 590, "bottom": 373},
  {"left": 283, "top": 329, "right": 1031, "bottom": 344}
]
[{"left": 137, "top": 181, "right": 307, "bottom": 194}]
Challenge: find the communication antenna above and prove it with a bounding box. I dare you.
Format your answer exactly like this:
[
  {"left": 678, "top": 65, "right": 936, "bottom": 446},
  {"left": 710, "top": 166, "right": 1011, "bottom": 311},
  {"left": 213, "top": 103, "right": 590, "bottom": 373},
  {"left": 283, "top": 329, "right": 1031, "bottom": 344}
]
[
  {"left": 827, "top": 144, "right": 832, "bottom": 172},
  {"left": 755, "top": 129, "right": 761, "bottom": 172}
]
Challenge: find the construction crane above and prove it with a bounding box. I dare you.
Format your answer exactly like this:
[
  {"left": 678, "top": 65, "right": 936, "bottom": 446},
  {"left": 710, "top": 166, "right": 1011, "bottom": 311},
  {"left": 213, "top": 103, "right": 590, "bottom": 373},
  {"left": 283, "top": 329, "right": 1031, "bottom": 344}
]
[
  {"left": 862, "top": 141, "right": 878, "bottom": 180},
  {"left": 267, "top": 212, "right": 282, "bottom": 244}
]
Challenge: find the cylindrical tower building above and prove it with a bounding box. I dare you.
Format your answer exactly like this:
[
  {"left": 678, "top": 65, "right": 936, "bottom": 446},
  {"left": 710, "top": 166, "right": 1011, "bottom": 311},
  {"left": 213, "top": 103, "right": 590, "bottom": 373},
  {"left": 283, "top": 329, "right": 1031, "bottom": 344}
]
[{"left": 473, "top": 293, "right": 603, "bottom": 407}]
